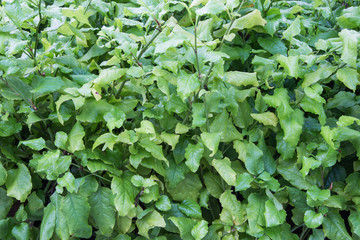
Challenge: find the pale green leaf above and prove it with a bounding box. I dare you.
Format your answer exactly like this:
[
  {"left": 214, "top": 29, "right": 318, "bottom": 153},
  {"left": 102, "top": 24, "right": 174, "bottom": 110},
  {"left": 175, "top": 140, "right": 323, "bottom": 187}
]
[
  {"left": 0, "top": 163, "right": 6, "bottom": 187},
  {"left": 245, "top": 142, "right": 264, "bottom": 175},
  {"left": 185, "top": 142, "right": 204, "bottom": 173},
  {"left": 264, "top": 200, "right": 286, "bottom": 227},
  {"left": 279, "top": 109, "right": 304, "bottom": 147},
  {"left": 251, "top": 112, "right": 278, "bottom": 127},
  {"left": 339, "top": 29, "right": 358, "bottom": 68},
  {"left": 283, "top": 16, "right": 301, "bottom": 41},
  {"left": 336, "top": 67, "right": 359, "bottom": 92},
  {"left": 191, "top": 220, "right": 208, "bottom": 240},
  {"left": 263, "top": 88, "right": 293, "bottom": 119},
  {"left": 5, "top": 164, "right": 32, "bottom": 202},
  {"left": 19, "top": 137, "right": 47, "bottom": 151},
  {"left": 111, "top": 173, "right": 138, "bottom": 217},
  {"left": 225, "top": 71, "right": 258, "bottom": 87},
  {"left": 179, "top": 199, "right": 202, "bottom": 219},
  {"left": 39, "top": 204, "right": 56, "bottom": 240},
  {"left": 323, "top": 210, "right": 352, "bottom": 240},
  {"left": 220, "top": 190, "right": 245, "bottom": 225},
  {"left": 196, "top": 0, "right": 226, "bottom": 16},
  {"left": 136, "top": 210, "right": 166, "bottom": 239},
  {"left": 201, "top": 132, "right": 221, "bottom": 157},
  {"left": 212, "top": 158, "right": 237, "bottom": 186},
  {"left": 304, "top": 210, "right": 323, "bottom": 228},
  {"left": 230, "top": 9, "right": 267, "bottom": 30},
  {"left": 67, "top": 121, "right": 85, "bottom": 153}
]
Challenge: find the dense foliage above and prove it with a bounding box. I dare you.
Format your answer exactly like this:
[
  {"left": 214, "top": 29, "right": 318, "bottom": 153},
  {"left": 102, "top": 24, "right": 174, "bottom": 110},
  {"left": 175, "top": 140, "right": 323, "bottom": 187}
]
[{"left": 0, "top": 0, "right": 360, "bottom": 239}]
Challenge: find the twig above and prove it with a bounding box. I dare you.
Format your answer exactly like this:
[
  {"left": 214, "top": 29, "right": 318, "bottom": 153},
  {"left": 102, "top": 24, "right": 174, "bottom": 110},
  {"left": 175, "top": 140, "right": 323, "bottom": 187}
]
[{"left": 137, "top": 27, "right": 162, "bottom": 60}]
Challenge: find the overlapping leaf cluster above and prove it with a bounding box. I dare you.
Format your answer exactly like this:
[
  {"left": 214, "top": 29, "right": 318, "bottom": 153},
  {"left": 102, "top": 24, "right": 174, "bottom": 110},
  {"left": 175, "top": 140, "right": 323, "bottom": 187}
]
[{"left": 0, "top": 0, "right": 360, "bottom": 239}]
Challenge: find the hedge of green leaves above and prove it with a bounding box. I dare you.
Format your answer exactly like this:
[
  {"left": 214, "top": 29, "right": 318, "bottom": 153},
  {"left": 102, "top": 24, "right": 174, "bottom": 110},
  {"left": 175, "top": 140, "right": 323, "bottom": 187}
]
[{"left": 0, "top": 0, "right": 360, "bottom": 239}]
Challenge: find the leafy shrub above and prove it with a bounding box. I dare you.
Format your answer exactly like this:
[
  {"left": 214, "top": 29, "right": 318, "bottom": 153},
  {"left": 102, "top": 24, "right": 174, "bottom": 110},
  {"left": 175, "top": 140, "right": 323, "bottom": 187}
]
[{"left": 0, "top": 0, "right": 360, "bottom": 239}]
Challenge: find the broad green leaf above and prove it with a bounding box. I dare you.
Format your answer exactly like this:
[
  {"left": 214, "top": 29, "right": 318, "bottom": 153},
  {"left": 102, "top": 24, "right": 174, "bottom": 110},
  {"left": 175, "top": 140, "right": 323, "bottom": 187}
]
[
  {"left": 104, "top": 110, "right": 126, "bottom": 132},
  {"left": 279, "top": 109, "right": 304, "bottom": 147},
  {"left": 212, "top": 158, "right": 237, "bottom": 186},
  {"left": 235, "top": 173, "right": 253, "bottom": 191},
  {"left": 224, "top": 71, "right": 258, "bottom": 87},
  {"left": 57, "top": 172, "right": 76, "bottom": 193},
  {"left": 89, "top": 187, "right": 116, "bottom": 236},
  {"left": 179, "top": 199, "right": 202, "bottom": 219},
  {"left": 220, "top": 190, "right": 245, "bottom": 225},
  {"left": 203, "top": 172, "right": 223, "bottom": 198},
  {"left": 258, "top": 36, "right": 287, "bottom": 55},
  {"left": 136, "top": 210, "right": 166, "bottom": 239},
  {"left": 11, "top": 222, "right": 30, "bottom": 240},
  {"left": 77, "top": 99, "right": 116, "bottom": 123},
  {"left": 0, "top": 188, "right": 12, "bottom": 219},
  {"left": 19, "top": 137, "right": 47, "bottom": 151},
  {"left": 276, "top": 55, "right": 298, "bottom": 78},
  {"left": 0, "top": 118, "right": 22, "bottom": 137},
  {"left": 192, "top": 103, "right": 207, "bottom": 127},
  {"left": 336, "top": 7, "right": 360, "bottom": 29},
  {"left": 60, "top": 193, "right": 92, "bottom": 238},
  {"left": 196, "top": 0, "right": 226, "bottom": 16},
  {"left": 302, "top": 64, "right": 337, "bottom": 88},
  {"left": 54, "top": 132, "right": 68, "bottom": 149},
  {"left": 304, "top": 210, "right": 323, "bottom": 228},
  {"left": 5, "top": 164, "right": 32, "bottom": 202},
  {"left": 246, "top": 193, "right": 266, "bottom": 235},
  {"left": 264, "top": 224, "right": 298, "bottom": 240},
  {"left": 300, "top": 156, "right": 321, "bottom": 178},
  {"left": 201, "top": 132, "right": 221, "bottom": 157},
  {"left": 245, "top": 142, "right": 264, "bottom": 175},
  {"left": 175, "top": 123, "right": 190, "bottom": 134},
  {"left": 4, "top": 0, "right": 35, "bottom": 27},
  {"left": 177, "top": 72, "right": 200, "bottom": 100},
  {"left": 339, "top": 29, "right": 358, "bottom": 68},
  {"left": 306, "top": 186, "right": 330, "bottom": 207},
  {"left": 169, "top": 217, "right": 196, "bottom": 240},
  {"left": 0, "top": 163, "right": 6, "bottom": 186},
  {"left": 278, "top": 161, "right": 312, "bottom": 190},
  {"left": 167, "top": 173, "right": 202, "bottom": 202},
  {"left": 323, "top": 210, "right": 352, "bottom": 240},
  {"left": 349, "top": 210, "right": 360, "bottom": 237},
  {"left": 251, "top": 112, "right": 278, "bottom": 127},
  {"left": 283, "top": 16, "right": 301, "bottom": 41},
  {"left": 263, "top": 88, "right": 293, "bottom": 119},
  {"left": 111, "top": 173, "right": 138, "bottom": 217},
  {"left": 264, "top": 200, "right": 286, "bottom": 227},
  {"left": 29, "top": 150, "right": 71, "bottom": 180},
  {"left": 185, "top": 142, "right": 204, "bottom": 173},
  {"left": 160, "top": 132, "right": 180, "bottom": 150},
  {"left": 191, "top": 220, "right": 208, "bottom": 240},
  {"left": 336, "top": 67, "right": 359, "bottom": 92},
  {"left": 230, "top": 9, "right": 267, "bottom": 30},
  {"left": 39, "top": 204, "right": 56, "bottom": 240},
  {"left": 156, "top": 195, "right": 172, "bottom": 211},
  {"left": 135, "top": 120, "right": 156, "bottom": 135},
  {"left": 92, "top": 68, "right": 127, "bottom": 98},
  {"left": 300, "top": 96, "right": 326, "bottom": 125},
  {"left": 67, "top": 121, "right": 85, "bottom": 153},
  {"left": 31, "top": 76, "right": 65, "bottom": 95},
  {"left": 165, "top": 94, "right": 188, "bottom": 114},
  {"left": 166, "top": 159, "right": 188, "bottom": 188},
  {"left": 93, "top": 133, "right": 118, "bottom": 151},
  {"left": 139, "top": 138, "right": 168, "bottom": 165}
]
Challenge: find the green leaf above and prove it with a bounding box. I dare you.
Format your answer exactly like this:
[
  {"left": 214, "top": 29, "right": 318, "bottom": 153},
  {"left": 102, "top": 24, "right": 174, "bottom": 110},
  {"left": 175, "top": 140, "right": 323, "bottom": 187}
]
[
  {"left": 306, "top": 186, "right": 330, "bottom": 207},
  {"left": 250, "top": 112, "right": 278, "bottom": 127},
  {"left": 212, "top": 158, "right": 237, "bottom": 186},
  {"left": 349, "top": 210, "right": 360, "bottom": 237},
  {"left": 67, "top": 121, "right": 85, "bottom": 153},
  {"left": 336, "top": 67, "right": 359, "bottom": 92},
  {"left": 264, "top": 200, "right": 286, "bottom": 227},
  {"left": 156, "top": 195, "right": 172, "bottom": 211},
  {"left": 57, "top": 172, "right": 76, "bottom": 193},
  {"left": 235, "top": 173, "right": 253, "bottom": 191},
  {"left": 5, "top": 164, "right": 32, "bottom": 202},
  {"left": 177, "top": 72, "right": 200, "bottom": 100},
  {"left": 169, "top": 217, "right": 196, "bottom": 240},
  {"left": 230, "top": 9, "right": 267, "bottom": 30},
  {"left": 224, "top": 71, "right": 258, "bottom": 87},
  {"left": 245, "top": 142, "right": 264, "bottom": 175},
  {"left": 165, "top": 94, "right": 188, "bottom": 114},
  {"left": 0, "top": 163, "right": 6, "bottom": 187},
  {"left": 191, "top": 220, "right": 208, "bottom": 240},
  {"left": 104, "top": 110, "right": 126, "bottom": 132},
  {"left": 136, "top": 210, "right": 166, "bottom": 238},
  {"left": 336, "top": 7, "right": 360, "bottom": 29},
  {"left": 89, "top": 187, "right": 116, "bottom": 236},
  {"left": 29, "top": 150, "right": 71, "bottom": 180},
  {"left": 60, "top": 193, "right": 92, "bottom": 238},
  {"left": 0, "top": 118, "right": 22, "bottom": 137},
  {"left": 263, "top": 88, "right": 293, "bottom": 120},
  {"left": 220, "top": 190, "right": 245, "bottom": 225},
  {"left": 11, "top": 222, "right": 30, "bottom": 240},
  {"left": 283, "top": 16, "right": 301, "bottom": 41},
  {"left": 160, "top": 132, "right": 180, "bottom": 150},
  {"left": 39, "top": 204, "right": 56, "bottom": 240},
  {"left": 279, "top": 109, "right": 304, "bottom": 147},
  {"left": 196, "top": 0, "right": 226, "bottom": 16},
  {"left": 278, "top": 161, "right": 312, "bottom": 190},
  {"left": 302, "top": 64, "right": 337, "bottom": 88},
  {"left": 204, "top": 172, "right": 223, "bottom": 198},
  {"left": 139, "top": 138, "right": 168, "bottom": 165},
  {"left": 111, "top": 173, "right": 138, "bottom": 217},
  {"left": 192, "top": 103, "right": 207, "bottom": 127},
  {"left": 19, "top": 137, "right": 47, "bottom": 151},
  {"left": 276, "top": 55, "right": 299, "bottom": 78},
  {"left": 93, "top": 133, "right": 118, "bottom": 151},
  {"left": 300, "top": 156, "right": 321, "bottom": 178},
  {"left": 54, "top": 132, "right": 68, "bottom": 149},
  {"left": 0, "top": 188, "right": 12, "bottom": 219},
  {"left": 31, "top": 76, "right": 65, "bottom": 95},
  {"left": 304, "top": 210, "right": 323, "bottom": 228},
  {"left": 339, "top": 29, "right": 358, "bottom": 68},
  {"left": 246, "top": 193, "right": 266, "bottom": 235},
  {"left": 323, "top": 210, "right": 352, "bottom": 240},
  {"left": 179, "top": 200, "right": 202, "bottom": 219},
  {"left": 258, "top": 36, "right": 287, "bottom": 55},
  {"left": 201, "top": 132, "right": 221, "bottom": 157},
  {"left": 185, "top": 142, "right": 204, "bottom": 173},
  {"left": 167, "top": 173, "right": 202, "bottom": 202}
]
